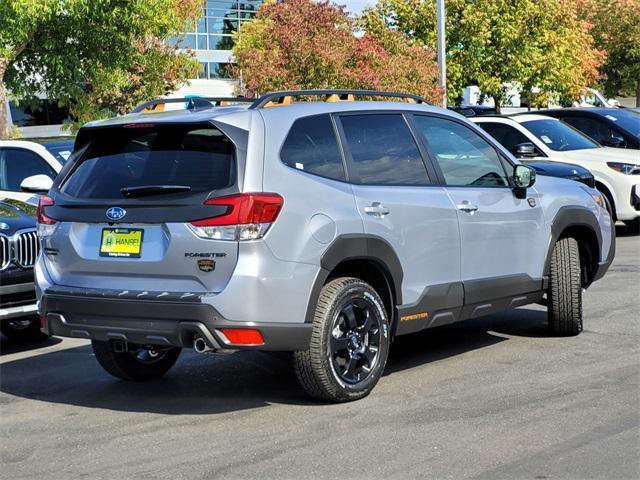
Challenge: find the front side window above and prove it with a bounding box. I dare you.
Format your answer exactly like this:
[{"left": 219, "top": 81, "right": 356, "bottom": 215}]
[
  {"left": 598, "top": 109, "right": 640, "bottom": 136},
  {"left": 414, "top": 116, "right": 509, "bottom": 187},
  {"left": 0, "top": 148, "right": 57, "bottom": 192},
  {"left": 280, "top": 114, "right": 345, "bottom": 181},
  {"left": 561, "top": 116, "right": 614, "bottom": 145},
  {"left": 340, "top": 114, "right": 430, "bottom": 185},
  {"left": 521, "top": 119, "right": 599, "bottom": 151},
  {"left": 476, "top": 122, "right": 531, "bottom": 154},
  {"left": 62, "top": 125, "right": 235, "bottom": 199}
]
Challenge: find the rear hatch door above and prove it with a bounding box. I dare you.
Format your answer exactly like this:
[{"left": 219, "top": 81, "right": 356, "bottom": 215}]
[{"left": 42, "top": 122, "right": 242, "bottom": 293}]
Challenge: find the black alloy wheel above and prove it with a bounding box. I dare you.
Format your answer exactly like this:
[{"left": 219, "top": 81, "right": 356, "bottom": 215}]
[{"left": 329, "top": 299, "right": 381, "bottom": 384}]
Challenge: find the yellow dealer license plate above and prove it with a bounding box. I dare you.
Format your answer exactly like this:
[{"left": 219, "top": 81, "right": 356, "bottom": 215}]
[{"left": 99, "top": 228, "right": 144, "bottom": 258}]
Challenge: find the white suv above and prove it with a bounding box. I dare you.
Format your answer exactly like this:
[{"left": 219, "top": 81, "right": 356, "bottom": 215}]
[{"left": 472, "top": 114, "right": 640, "bottom": 230}]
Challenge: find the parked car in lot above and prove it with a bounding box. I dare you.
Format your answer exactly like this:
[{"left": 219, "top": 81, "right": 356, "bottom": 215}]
[
  {"left": 472, "top": 115, "right": 640, "bottom": 230},
  {"left": 538, "top": 108, "right": 640, "bottom": 149},
  {"left": 0, "top": 140, "right": 64, "bottom": 203},
  {"left": 1, "top": 195, "right": 47, "bottom": 341},
  {"left": 36, "top": 90, "right": 614, "bottom": 402}
]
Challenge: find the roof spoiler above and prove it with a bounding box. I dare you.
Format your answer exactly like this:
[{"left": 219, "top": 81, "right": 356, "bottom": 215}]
[
  {"left": 249, "top": 90, "right": 432, "bottom": 109},
  {"left": 130, "top": 96, "right": 255, "bottom": 114}
]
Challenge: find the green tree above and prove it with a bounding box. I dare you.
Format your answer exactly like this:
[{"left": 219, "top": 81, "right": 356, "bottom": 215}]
[
  {"left": 573, "top": 0, "right": 640, "bottom": 106},
  {"left": 232, "top": 0, "right": 441, "bottom": 104},
  {"left": 362, "top": 0, "right": 604, "bottom": 112},
  {"left": 0, "top": 0, "right": 201, "bottom": 138}
]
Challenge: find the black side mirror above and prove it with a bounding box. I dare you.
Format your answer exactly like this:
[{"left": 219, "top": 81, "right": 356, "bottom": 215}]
[
  {"left": 512, "top": 142, "right": 537, "bottom": 158},
  {"left": 513, "top": 165, "right": 536, "bottom": 199}
]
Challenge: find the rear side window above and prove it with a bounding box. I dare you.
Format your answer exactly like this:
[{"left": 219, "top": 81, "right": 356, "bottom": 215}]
[
  {"left": 340, "top": 114, "right": 430, "bottom": 185},
  {"left": 280, "top": 114, "right": 346, "bottom": 181},
  {"left": 62, "top": 125, "right": 235, "bottom": 199}
]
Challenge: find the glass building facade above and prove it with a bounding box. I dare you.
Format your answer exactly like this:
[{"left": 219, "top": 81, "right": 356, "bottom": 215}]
[{"left": 172, "top": 1, "right": 263, "bottom": 81}]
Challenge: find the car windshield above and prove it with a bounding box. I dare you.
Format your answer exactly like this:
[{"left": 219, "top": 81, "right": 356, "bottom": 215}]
[
  {"left": 521, "top": 119, "right": 599, "bottom": 151},
  {"left": 45, "top": 141, "right": 75, "bottom": 164},
  {"left": 598, "top": 109, "right": 640, "bottom": 136}
]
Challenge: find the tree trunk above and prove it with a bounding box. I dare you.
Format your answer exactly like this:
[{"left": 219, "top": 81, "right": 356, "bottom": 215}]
[
  {"left": 0, "top": 61, "right": 11, "bottom": 140},
  {"left": 636, "top": 76, "right": 640, "bottom": 108},
  {"left": 493, "top": 95, "right": 502, "bottom": 114}
]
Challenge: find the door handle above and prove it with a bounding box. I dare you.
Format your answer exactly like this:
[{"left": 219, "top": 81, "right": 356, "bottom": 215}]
[
  {"left": 364, "top": 202, "right": 390, "bottom": 217},
  {"left": 457, "top": 201, "right": 478, "bottom": 214}
]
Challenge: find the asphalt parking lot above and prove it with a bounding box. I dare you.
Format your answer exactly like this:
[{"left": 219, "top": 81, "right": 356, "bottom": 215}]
[{"left": 1, "top": 226, "right": 638, "bottom": 480}]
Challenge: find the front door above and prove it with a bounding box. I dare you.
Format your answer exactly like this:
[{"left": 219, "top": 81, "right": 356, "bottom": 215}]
[{"left": 412, "top": 114, "right": 547, "bottom": 304}]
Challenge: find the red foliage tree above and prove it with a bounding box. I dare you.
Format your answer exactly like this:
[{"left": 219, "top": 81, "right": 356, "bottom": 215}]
[{"left": 232, "top": 0, "right": 442, "bottom": 104}]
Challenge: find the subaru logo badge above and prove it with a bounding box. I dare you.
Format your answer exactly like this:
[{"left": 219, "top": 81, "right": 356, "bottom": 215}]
[{"left": 106, "top": 207, "right": 126, "bottom": 221}]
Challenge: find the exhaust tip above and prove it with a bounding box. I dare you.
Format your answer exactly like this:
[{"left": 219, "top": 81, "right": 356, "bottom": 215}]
[{"left": 193, "top": 336, "right": 208, "bottom": 353}]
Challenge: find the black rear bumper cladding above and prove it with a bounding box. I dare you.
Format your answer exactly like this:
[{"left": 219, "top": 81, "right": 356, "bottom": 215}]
[{"left": 41, "top": 292, "right": 311, "bottom": 351}]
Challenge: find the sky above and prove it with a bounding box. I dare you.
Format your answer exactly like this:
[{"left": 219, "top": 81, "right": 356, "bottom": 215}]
[{"left": 340, "top": 0, "right": 374, "bottom": 15}]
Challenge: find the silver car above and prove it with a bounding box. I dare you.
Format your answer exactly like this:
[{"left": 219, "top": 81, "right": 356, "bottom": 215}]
[{"left": 36, "top": 90, "right": 615, "bottom": 402}]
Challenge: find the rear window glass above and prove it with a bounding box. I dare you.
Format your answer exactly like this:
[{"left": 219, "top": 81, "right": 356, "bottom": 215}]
[
  {"left": 62, "top": 125, "right": 235, "bottom": 199},
  {"left": 280, "top": 114, "right": 346, "bottom": 181}
]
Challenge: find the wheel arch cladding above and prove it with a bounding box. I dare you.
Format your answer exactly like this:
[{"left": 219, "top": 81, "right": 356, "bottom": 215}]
[
  {"left": 546, "top": 206, "right": 603, "bottom": 287},
  {"left": 304, "top": 235, "right": 403, "bottom": 324}
]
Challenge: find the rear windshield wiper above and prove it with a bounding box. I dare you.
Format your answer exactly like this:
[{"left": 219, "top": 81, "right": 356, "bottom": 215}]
[{"left": 120, "top": 185, "right": 192, "bottom": 198}]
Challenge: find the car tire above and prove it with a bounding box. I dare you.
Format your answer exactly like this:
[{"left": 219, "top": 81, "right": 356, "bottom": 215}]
[
  {"left": 293, "top": 277, "right": 390, "bottom": 402},
  {"left": 547, "top": 237, "right": 583, "bottom": 336},
  {"left": 0, "top": 317, "right": 49, "bottom": 342},
  {"left": 92, "top": 340, "right": 181, "bottom": 381},
  {"left": 623, "top": 218, "right": 639, "bottom": 233}
]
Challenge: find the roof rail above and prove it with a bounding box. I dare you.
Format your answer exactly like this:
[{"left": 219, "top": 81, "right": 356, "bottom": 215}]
[
  {"left": 249, "top": 90, "right": 431, "bottom": 109},
  {"left": 131, "top": 96, "right": 255, "bottom": 114}
]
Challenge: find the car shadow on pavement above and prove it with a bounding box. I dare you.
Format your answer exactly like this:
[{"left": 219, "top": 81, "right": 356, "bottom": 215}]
[
  {"left": 0, "top": 335, "right": 63, "bottom": 356},
  {"left": 0, "top": 308, "right": 548, "bottom": 414},
  {"left": 385, "top": 307, "right": 551, "bottom": 374}
]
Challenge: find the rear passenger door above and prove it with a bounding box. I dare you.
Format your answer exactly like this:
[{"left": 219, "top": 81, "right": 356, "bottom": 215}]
[
  {"left": 412, "top": 115, "right": 547, "bottom": 300},
  {"left": 336, "top": 112, "right": 461, "bottom": 315}
]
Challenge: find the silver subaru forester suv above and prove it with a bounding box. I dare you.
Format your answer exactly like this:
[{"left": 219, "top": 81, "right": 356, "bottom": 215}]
[{"left": 36, "top": 90, "right": 615, "bottom": 402}]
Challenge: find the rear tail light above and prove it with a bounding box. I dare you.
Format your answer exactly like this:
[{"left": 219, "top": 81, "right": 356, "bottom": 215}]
[
  {"left": 218, "top": 328, "right": 264, "bottom": 346},
  {"left": 188, "top": 193, "right": 284, "bottom": 241},
  {"left": 37, "top": 195, "right": 58, "bottom": 237}
]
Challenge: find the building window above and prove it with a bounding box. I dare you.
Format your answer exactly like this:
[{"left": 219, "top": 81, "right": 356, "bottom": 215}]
[
  {"left": 173, "top": 1, "right": 261, "bottom": 52},
  {"left": 198, "top": 62, "right": 209, "bottom": 79},
  {"left": 209, "top": 62, "right": 232, "bottom": 79}
]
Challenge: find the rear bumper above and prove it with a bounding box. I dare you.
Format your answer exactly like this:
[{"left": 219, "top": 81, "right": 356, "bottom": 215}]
[{"left": 40, "top": 290, "right": 311, "bottom": 351}]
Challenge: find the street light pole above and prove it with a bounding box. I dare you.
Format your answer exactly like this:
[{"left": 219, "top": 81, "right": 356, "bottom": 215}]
[{"left": 436, "top": 0, "right": 446, "bottom": 107}]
